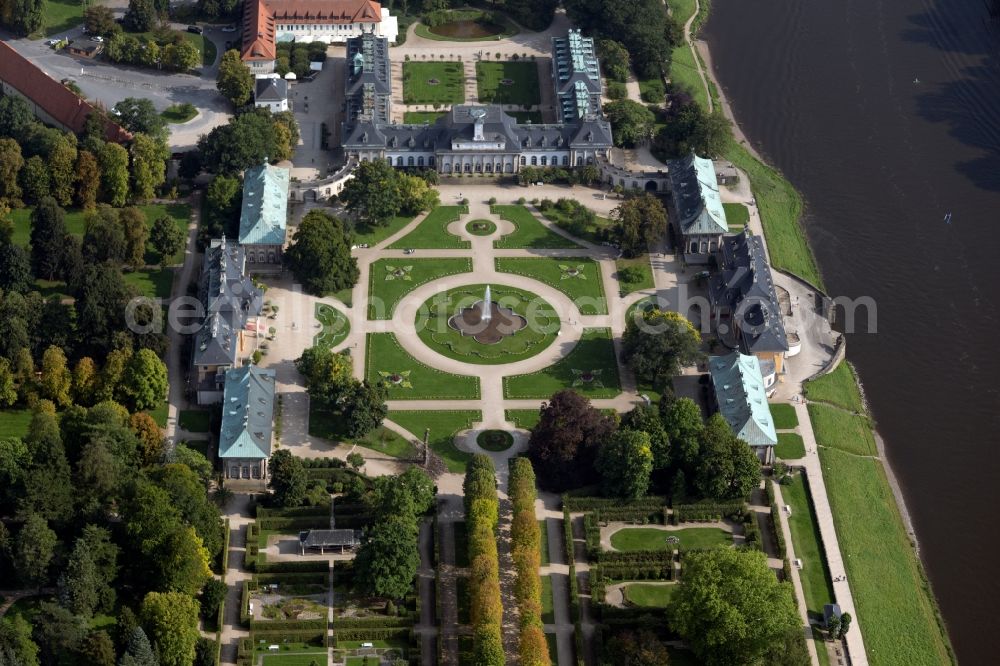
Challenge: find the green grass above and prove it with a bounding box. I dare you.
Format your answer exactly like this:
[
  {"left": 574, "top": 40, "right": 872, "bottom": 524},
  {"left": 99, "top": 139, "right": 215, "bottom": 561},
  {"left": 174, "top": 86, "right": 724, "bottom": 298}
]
[
  {"left": 670, "top": 45, "right": 709, "bottom": 110},
  {"left": 769, "top": 402, "right": 799, "bottom": 429},
  {"left": 723, "top": 202, "right": 750, "bottom": 229},
  {"left": 804, "top": 363, "right": 865, "bottom": 412},
  {"left": 40, "top": 0, "right": 89, "bottom": 37},
  {"left": 402, "top": 61, "right": 465, "bottom": 105},
  {"left": 539, "top": 520, "right": 549, "bottom": 565},
  {"left": 537, "top": 203, "right": 613, "bottom": 245},
  {"left": 505, "top": 409, "right": 542, "bottom": 429},
  {"left": 388, "top": 206, "right": 469, "bottom": 249},
  {"left": 415, "top": 284, "right": 560, "bottom": 365},
  {"left": 623, "top": 583, "right": 676, "bottom": 608},
  {"left": 314, "top": 303, "right": 350, "bottom": 349},
  {"left": 610, "top": 527, "right": 731, "bottom": 552},
  {"left": 820, "top": 447, "right": 955, "bottom": 665},
  {"left": 387, "top": 410, "right": 482, "bottom": 473},
  {"left": 724, "top": 139, "right": 823, "bottom": 288},
  {"left": 775, "top": 433, "right": 805, "bottom": 460},
  {"left": 492, "top": 205, "right": 582, "bottom": 249},
  {"left": 503, "top": 328, "right": 620, "bottom": 399},
  {"left": 466, "top": 219, "right": 496, "bottom": 235},
  {"left": 309, "top": 401, "right": 418, "bottom": 459},
  {"left": 541, "top": 575, "right": 554, "bottom": 623},
  {"left": 0, "top": 409, "right": 33, "bottom": 439},
  {"left": 133, "top": 30, "right": 216, "bottom": 67},
  {"left": 671, "top": 0, "right": 698, "bottom": 24},
  {"left": 403, "top": 111, "right": 447, "bottom": 124},
  {"left": 8, "top": 207, "right": 87, "bottom": 247},
  {"left": 494, "top": 257, "right": 607, "bottom": 315},
  {"left": 476, "top": 61, "right": 540, "bottom": 106},
  {"left": 146, "top": 402, "right": 168, "bottom": 428},
  {"left": 781, "top": 474, "right": 834, "bottom": 625},
  {"left": 262, "top": 654, "right": 328, "bottom": 666},
  {"left": 808, "top": 404, "right": 876, "bottom": 457},
  {"left": 178, "top": 409, "right": 211, "bottom": 433},
  {"left": 616, "top": 255, "right": 654, "bottom": 295},
  {"left": 123, "top": 268, "right": 173, "bottom": 299},
  {"left": 352, "top": 215, "right": 415, "bottom": 247},
  {"left": 508, "top": 111, "right": 544, "bottom": 124},
  {"left": 161, "top": 103, "right": 198, "bottom": 123},
  {"left": 367, "top": 257, "right": 472, "bottom": 320},
  {"left": 366, "top": 333, "right": 480, "bottom": 400}
]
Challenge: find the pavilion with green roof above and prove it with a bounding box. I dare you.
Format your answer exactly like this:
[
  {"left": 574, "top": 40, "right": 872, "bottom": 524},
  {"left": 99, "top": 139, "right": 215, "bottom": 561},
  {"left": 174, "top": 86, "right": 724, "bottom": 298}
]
[
  {"left": 239, "top": 161, "right": 290, "bottom": 269},
  {"left": 708, "top": 351, "right": 778, "bottom": 464},
  {"left": 218, "top": 364, "right": 276, "bottom": 482}
]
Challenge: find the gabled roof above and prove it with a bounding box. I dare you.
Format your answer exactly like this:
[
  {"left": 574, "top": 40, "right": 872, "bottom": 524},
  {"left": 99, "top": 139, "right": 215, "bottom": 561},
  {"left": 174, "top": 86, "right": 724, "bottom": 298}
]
[
  {"left": 241, "top": 0, "right": 277, "bottom": 61},
  {"left": 239, "top": 162, "right": 289, "bottom": 246},
  {"left": 710, "top": 230, "right": 789, "bottom": 354},
  {"left": 0, "top": 41, "right": 131, "bottom": 142},
  {"left": 193, "top": 238, "right": 263, "bottom": 368},
  {"left": 255, "top": 76, "right": 288, "bottom": 102},
  {"left": 668, "top": 154, "right": 728, "bottom": 236},
  {"left": 241, "top": 0, "right": 383, "bottom": 62},
  {"left": 219, "top": 365, "right": 275, "bottom": 460},
  {"left": 709, "top": 352, "right": 777, "bottom": 447}
]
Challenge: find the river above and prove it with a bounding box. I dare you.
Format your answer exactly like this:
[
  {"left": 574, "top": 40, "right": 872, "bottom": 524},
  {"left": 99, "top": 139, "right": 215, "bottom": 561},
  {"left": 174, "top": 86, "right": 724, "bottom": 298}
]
[{"left": 703, "top": 1, "right": 1000, "bottom": 663}]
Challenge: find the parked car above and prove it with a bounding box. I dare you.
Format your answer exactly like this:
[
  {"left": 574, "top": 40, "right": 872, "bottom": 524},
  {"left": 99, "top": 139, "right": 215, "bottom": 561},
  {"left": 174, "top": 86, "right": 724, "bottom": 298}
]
[
  {"left": 187, "top": 25, "right": 203, "bottom": 35},
  {"left": 221, "top": 25, "right": 237, "bottom": 33},
  {"left": 403, "top": 248, "right": 415, "bottom": 254},
  {"left": 357, "top": 243, "right": 369, "bottom": 249}
]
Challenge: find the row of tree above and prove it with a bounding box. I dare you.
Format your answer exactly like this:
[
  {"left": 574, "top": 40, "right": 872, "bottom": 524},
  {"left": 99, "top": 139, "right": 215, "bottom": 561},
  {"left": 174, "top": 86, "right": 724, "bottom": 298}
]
[
  {"left": 0, "top": 93, "right": 170, "bottom": 210},
  {"left": 463, "top": 455, "right": 504, "bottom": 665},
  {"left": 509, "top": 458, "right": 552, "bottom": 666},
  {"left": 528, "top": 389, "right": 762, "bottom": 503}
]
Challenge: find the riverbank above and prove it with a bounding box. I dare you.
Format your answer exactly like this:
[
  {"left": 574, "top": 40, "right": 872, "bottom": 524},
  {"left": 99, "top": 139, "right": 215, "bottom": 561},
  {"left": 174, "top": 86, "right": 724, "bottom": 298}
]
[{"left": 688, "top": 6, "right": 955, "bottom": 665}]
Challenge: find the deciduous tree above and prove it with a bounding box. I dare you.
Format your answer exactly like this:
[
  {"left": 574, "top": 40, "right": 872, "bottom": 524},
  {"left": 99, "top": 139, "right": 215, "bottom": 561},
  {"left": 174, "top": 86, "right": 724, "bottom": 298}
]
[
  {"left": 610, "top": 193, "right": 668, "bottom": 257},
  {"left": 285, "top": 210, "right": 359, "bottom": 295},
  {"left": 354, "top": 515, "right": 420, "bottom": 600},
  {"left": 29, "top": 197, "right": 67, "bottom": 280},
  {"left": 151, "top": 215, "right": 184, "bottom": 266},
  {"left": 603, "top": 629, "right": 670, "bottom": 666},
  {"left": 216, "top": 49, "right": 254, "bottom": 107},
  {"left": 0, "top": 241, "right": 31, "bottom": 294},
  {"left": 114, "top": 98, "right": 168, "bottom": 140},
  {"left": 0, "top": 137, "right": 24, "bottom": 207},
  {"left": 120, "top": 206, "right": 150, "bottom": 268},
  {"left": 622, "top": 308, "right": 702, "bottom": 390},
  {"left": 268, "top": 449, "right": 307, "bottom": 507},
  {"left": 48, "top": 137, "right": 77, "bottom": 206},
  {"left": 98, "top": 143, "right": 130, "bottom": 207},
  {"left": 121, "top": 348, "right": 167, "bottom": 411},
  {"left": 340, "top": 159, "right": 403, "bottom": 227},
  {"left": 596, "top": 428, "right": 653, "bottom": 499},
  {"left": 74, "top": 150, "right": 101, "bottom": 209},
  {"left": 39, "top": 345, "right": 72, "bottom": 408},
  {"left": 604, "top": 99, "right": 656, "bottom": 148},
  {"left": 130, "top": 133, "right": 168, "bottom": 202},
  {"left": 14, "top": 513, "right": 55, "bottom": 588},
  {"left": 0, "top": 359, "right": 17, "bottom": 407},
  {"left": 140, "top": 591, "right": 201, "bottom": 666},
  {"left": 692, "top": 413, "right": 761, "bottom": 501}
]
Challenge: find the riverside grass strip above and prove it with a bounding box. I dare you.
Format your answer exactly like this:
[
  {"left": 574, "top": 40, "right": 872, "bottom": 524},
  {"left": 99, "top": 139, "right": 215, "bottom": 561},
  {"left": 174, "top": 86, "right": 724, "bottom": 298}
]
[
  {"left": 804, "top": 362, "right": 866, "bottom": 413},
  {"left": 819, "top": 447, "right": 955, "bottom": 666},
  {"left": 388, "top": 205, "right": 470, "bottom": 249},
  {"left": 364, "top": 333, "right": 480, "bottom": 400},
  {"left": 808, "top": 404, "right": 877, "bottom": 457}
]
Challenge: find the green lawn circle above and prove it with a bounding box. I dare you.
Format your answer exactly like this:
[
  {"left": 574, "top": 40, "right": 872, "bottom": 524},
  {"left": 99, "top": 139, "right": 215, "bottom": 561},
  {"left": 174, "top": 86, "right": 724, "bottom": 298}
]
[
  {"left": 476, "top": 430, "right": 514, "bottom": 452},
  {"left": 466, "top": 219, "right": 497, "bottom": 236},
  {"left": 414, "top": 284, "right": 560, "bottom": 365}
]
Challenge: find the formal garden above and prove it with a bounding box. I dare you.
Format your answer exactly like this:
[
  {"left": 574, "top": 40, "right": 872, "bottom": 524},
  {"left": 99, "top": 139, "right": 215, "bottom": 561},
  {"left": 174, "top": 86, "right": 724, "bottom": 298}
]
[
  {"left": 314, "top": 303, "right": 350, "bottom": 349},
  {"left": 388, "top": 205, "right": 470, "bottom": 249},
  {"left": 476, "top": 61, "right": 541, "bottom": 106},
  {"left": 365, "top": 333, "right": 481, "bottom": 400},
  {"left": 402, "top": 61, "right": 465, "bottom": 105},
  {"left": 366, "top": 257, "right": 472, "bottom": 319}
]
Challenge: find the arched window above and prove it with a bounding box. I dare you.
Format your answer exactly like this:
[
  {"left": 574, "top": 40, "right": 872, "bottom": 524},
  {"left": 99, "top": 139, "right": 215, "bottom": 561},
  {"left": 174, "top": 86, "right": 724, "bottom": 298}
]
[
  {"left": 531, "top": 156, "right": 537, "bottom": 165},
  {"left": 700, "top": 241, "right": 708, "bottom": 253},
  {"left": 258, "top": 252, "right": 265, "bottom": 263},
  {"left": 396, "top": 156, "right": 404, "bottom": 166},
  {"left": 690, "top": 241, "right": 698, "bottom": 254},
  {"left": 485, "top": 163, "right": 493, "bottom": 173},
  {"left": 562, "top": 156, "right": 569, "bottom": 166},
  {"left": 520, "top": 156, "right": 526, "bottom": 165},
  {"left": 540, "top": 156, "right": 547, "bottom": 166},
  {"left": 429, "top": 156, "right": 436, "bottom": 166},
  {"left": 407, "top": 156, "right": 414, "bottom": 166},
  {"left": 576, "top": 156, "right": 583, "bottom": 166},
  {"left": 464, "top": 163, "right": 471, "bottom": 173},
  {"left": 709, "top": 241, "right": 717, "bottom": 252},
  {"left": 418, "top": 156, "right": 425, "bottom": 166}
]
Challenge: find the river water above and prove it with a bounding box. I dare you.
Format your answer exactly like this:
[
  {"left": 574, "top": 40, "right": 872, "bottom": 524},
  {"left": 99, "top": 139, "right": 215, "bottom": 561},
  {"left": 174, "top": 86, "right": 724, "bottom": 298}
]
[{"left": 703, "top": 1, "right": 1000, "bottom": 663}]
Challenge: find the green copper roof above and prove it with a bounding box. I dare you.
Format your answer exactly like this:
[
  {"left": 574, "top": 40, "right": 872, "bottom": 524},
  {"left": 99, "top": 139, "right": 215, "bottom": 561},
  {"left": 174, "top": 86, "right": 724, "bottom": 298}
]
[
  {"left": 669, "top": 154, "right": 728, "bottom": 236},
  {"left": 709, "top": 352, "right": 777, "bottom": 447},
  {"left": 239, "top": 162, "right": 289, "bottom": 246},
  {"left": 218, "top": 364, "right": 275, "bottom": 460}
]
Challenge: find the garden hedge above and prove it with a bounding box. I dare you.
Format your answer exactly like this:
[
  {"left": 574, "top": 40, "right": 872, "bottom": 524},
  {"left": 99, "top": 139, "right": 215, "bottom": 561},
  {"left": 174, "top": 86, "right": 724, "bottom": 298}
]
[{"left": 509, "top": 458, "right": 552, "bottom": 666}]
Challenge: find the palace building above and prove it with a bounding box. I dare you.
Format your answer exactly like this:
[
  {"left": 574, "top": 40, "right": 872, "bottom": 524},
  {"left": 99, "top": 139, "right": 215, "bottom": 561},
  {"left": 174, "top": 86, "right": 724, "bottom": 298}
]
[{"left": 341, "top": 29, "right": 613, "bottom": 172}]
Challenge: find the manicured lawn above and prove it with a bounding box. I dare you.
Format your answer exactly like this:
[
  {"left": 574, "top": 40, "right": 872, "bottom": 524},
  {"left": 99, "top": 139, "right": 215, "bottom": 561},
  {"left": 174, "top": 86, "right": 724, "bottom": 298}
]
[
  {"left": 365, "top": 333, "right": 480, "bottom": 400},
  {"left": 723, "top": 202, "right": 750, "bottom": 230},
  {"left": 776, "top": 433, "right": 805, "bottom": 460},
  {"left": 769, "top": 402, "right": 799, "bottom": 429},
  {"left": 161, "top": 103, "right": 198, "bottom": 123},
  {"left": 808, "top": 404, "right": 877, "bottom": 456},
  {"left": 262, "top": 653, "right": 328, "bottom": 666},
  {"left": 387, "top": 410, "right": 482, "bottom": 473},
  {"left": 804, "top": 363, "right": 865, "bottom": 412},
  {"left": 415, "top": 284, "right": 559, "bottom": 365},
  {"left": 178, "top": 409, "right": 211, "bottom": 433},
  {"left": 503, "top": 328, "right": 620, "bottom": 399},
  {"left": 623, "top": 583, "right": 676, "bottom": 608},
  {"left": 671, "top": 0, "right": 697, "bottom": 24},
  {"left": 403, "top": 111, "right": 447, "bottom": 124},
  {"left": 610, "top": 527, "right": 731, "bottom": 552},
  {"left": 539, "top": 520, "right": 550, "bottom": 565},
  {"left": 41, "top": 0, "right": 90, "bottom": 37},
  {"left": 537, "top": 203, "right": 613, "bottom": 245},
  {"left": 138, "top": 203, "right": 191, "bottom": 264},
  {"left": 781, "top": 474, "right": 834, "bottom": 625},
  {"left": 367, "top": 257, "right": 472, "bottom": 320},
  {"left": 495, "top": 256, "right": 607, "bottom": 315},
  {"left": 541, "top": 575, "right": 554, "bottom": 623},
  {"left": 0, "top": 409, "right": 33, "bottom": 439},
  {"left": 314, "top": 303, "right": 350, "bottom": 349},
  {"left": 820, "top": 447, "right": 955, "bottom": 665},
  {"left": 492, "top": 205, "right": 581, "bottom": 249},
  {"left": 402, "top": 61, "right": 465, "bottom": 105},
  {"left": 8, "top": 207, "right": 87, "bottom": 246},
  {"left": 123, "top": 268, "right": 173, "bottom": 299},
  {"left": 146, "top": 401, "right": 168, "bottom": 428},
  {"left": 509, "top": 111, "right": 543, "bottom": 124},
  {"left": 352, "top": 215, "right": 415, "bottom": 247},
  {"left": 309, "top": 402, "right": 418, "bottom": 459},
  {"left": 616, "top": 255, "right": 654, "bottom": 295},
  {"left": 505, "top": 408, "right": 542, "bottom": 429},
  {"left": 388, "top": 206, "right": 469, "bottom": 249},
  {"left": 476, "top": 61, "right": 540, "bottom": 106},
  {"left": 725, "top": 139, "right": 823, "bottom": 288}
]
